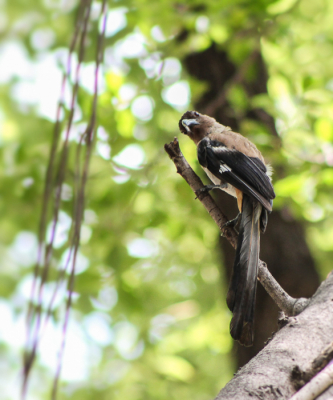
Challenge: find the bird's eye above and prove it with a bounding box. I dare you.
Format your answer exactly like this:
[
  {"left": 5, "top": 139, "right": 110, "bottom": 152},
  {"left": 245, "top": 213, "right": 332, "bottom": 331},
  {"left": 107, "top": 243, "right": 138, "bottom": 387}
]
[{"left": 194, "top": 111, "right": 199, "bottom": 117}]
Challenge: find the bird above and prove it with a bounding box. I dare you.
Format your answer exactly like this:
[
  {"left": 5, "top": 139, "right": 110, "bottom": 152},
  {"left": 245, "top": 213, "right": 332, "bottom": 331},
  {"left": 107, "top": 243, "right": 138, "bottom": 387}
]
[{"left": 179, "top": 110, "right": 275, "bottom": 346}]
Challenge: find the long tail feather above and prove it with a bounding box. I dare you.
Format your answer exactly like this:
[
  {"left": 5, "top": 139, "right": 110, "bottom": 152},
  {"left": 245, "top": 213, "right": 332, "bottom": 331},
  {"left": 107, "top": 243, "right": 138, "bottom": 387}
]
[{"left": 226, "top": 195, "right": 261, "bottom": 346}]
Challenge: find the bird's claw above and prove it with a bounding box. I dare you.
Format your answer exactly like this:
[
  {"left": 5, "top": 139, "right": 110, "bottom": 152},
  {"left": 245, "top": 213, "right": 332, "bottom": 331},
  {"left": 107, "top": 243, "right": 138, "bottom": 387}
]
[
  {"left": 222, "top": 213, "right": 241, "bottom": 231},
  {"left": 194, "top": 184, "right": 227, "bottom": 199},
  {"left": 195, "top": 185, "right": 214, "bottom": 199}
]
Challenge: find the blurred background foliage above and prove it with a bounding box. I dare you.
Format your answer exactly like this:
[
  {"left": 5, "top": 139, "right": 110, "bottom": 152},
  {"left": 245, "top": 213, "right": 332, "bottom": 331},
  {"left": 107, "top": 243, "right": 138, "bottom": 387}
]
[{"left": 1, "top": 0, "right": 333, "bottom": 399}]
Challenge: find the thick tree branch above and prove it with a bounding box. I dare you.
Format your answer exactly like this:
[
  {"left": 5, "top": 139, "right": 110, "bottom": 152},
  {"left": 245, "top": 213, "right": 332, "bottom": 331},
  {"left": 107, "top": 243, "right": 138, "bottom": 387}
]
[
  {"left": 215, "top": 275, "right": 333, "bottom": 400},
  {"left": 164, "top": 137, "right": 308, "bottom": 317}
]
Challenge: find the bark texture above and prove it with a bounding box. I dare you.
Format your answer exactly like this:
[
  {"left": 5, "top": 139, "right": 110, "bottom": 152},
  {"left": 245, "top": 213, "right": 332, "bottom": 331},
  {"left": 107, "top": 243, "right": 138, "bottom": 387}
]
[{"left": 216, "top": 273, "right": 333, "bottom": 400}]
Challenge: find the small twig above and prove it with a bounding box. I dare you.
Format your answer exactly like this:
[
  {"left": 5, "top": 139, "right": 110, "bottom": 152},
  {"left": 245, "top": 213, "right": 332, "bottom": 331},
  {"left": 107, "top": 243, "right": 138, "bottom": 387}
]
[
  {"left": 258, "top": 261, "right": 310, "bottom": 316},
  {"left": 290, "top": 360, "right": 333, "bottom": 400},
  {"left": 164, "top": 137, "right": 308, "bottom": 317}
]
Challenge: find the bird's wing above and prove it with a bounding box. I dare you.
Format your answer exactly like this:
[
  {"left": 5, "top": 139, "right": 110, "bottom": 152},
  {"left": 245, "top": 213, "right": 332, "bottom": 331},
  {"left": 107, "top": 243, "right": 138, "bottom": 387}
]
[{"left": 197, "top": 137, "right": 275, "bottom": 211}]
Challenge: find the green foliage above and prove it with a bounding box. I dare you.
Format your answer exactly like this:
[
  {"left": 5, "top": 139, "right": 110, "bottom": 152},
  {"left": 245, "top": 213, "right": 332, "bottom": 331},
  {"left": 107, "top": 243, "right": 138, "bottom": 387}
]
[{"left": 1, "top": 0, "right": 333, "bottom": 399}]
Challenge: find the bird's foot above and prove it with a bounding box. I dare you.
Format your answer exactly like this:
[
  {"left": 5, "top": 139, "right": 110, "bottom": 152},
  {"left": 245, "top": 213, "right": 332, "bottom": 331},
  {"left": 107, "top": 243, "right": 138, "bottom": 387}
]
[
  {"left": 222, "top": 213, "right": 241, "bottom": 231},
  {"left": 195, "top": 183, "right": 227, "bottom": 199}
]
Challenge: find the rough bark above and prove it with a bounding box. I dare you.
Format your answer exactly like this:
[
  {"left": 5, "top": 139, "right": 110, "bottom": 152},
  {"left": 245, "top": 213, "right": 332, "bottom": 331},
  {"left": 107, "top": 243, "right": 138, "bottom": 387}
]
[{"left": 216, "top": 273, "right": 333, "bottom": 400}]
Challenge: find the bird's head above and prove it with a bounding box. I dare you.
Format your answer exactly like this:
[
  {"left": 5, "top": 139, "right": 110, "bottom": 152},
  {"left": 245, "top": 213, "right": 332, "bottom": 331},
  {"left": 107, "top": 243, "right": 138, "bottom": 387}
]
[{"left": 179, "top": 111, "right": 216, "bottom": 144}]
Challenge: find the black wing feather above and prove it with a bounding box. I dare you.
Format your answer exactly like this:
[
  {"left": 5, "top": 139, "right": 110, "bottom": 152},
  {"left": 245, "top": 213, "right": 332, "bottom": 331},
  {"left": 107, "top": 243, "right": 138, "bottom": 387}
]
[
  {"left": 197, "top": 137, "right": 275, "bottom": 211},
  {"left": 250, "top": 156, "right": 267, "bottom": 173}
]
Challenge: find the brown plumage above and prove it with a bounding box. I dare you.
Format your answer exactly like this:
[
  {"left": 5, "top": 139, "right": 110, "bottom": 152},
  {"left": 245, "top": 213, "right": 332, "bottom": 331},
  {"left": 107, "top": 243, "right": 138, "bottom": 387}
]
[
  {"left": 179, "top": 111, "right": 263, "bottom": 156},
  {"left": 179, "top": 110, "right": 275, "bottom": 346}
]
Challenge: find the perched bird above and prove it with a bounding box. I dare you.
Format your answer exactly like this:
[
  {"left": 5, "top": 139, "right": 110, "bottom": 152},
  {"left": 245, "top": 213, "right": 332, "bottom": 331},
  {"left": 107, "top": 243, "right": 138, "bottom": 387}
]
[{"left": 179, "top": 111, "right": 275, "bottom": 346}]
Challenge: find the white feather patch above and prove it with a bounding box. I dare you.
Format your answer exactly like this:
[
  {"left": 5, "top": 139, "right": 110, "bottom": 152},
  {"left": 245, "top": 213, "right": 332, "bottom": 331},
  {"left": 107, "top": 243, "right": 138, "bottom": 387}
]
[
  {"left": 212, "top": 144, "right": 228, "bottom": 150},
  {"left": 219, "top": 163, "right": 231, "bottom": 173}
]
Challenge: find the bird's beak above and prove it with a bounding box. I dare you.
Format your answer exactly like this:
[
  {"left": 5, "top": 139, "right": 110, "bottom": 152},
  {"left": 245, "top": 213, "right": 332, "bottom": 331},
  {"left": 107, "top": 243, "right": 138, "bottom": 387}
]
[{"left": 181, "top": 119, "right": 200, "bottom": 133}]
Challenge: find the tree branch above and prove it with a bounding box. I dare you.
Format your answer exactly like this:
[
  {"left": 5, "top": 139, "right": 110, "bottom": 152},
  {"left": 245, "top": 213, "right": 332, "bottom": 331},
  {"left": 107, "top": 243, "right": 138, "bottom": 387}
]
[{"left": 164, "top": 137, "right": 308, "bottom": 317}]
